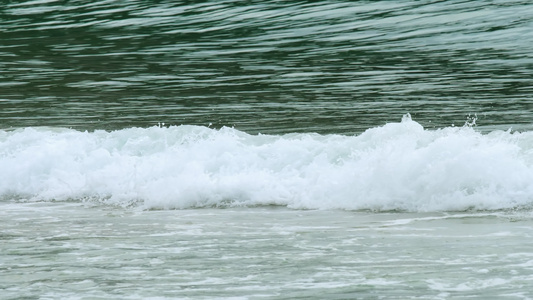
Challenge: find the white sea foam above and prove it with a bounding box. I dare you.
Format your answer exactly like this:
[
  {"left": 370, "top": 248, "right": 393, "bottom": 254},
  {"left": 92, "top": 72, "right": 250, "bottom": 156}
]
[{"left": 1, "top": 115, "right": 533, "bottom": 211}]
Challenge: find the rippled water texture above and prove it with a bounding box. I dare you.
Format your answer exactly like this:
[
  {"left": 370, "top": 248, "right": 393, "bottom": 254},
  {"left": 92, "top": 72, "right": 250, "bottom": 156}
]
[{"left": 1, "top": 0, "right": 532, "bottom": 133}]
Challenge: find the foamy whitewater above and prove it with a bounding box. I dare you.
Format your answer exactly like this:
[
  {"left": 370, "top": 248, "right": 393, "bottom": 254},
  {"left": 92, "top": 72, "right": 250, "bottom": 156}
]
[{"left": 2, "top": 115, "right": 532, "bottom": 212}]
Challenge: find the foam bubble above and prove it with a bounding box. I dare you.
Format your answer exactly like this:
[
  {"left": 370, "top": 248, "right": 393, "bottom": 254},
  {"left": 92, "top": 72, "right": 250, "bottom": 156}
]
[{"left": 1, "top": 116, "right": 533, "bottom": 212}]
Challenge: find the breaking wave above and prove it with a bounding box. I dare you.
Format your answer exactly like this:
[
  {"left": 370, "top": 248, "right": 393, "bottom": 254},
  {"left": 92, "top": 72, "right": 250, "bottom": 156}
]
[{"left": 2, "top": 115, "right": 533, "bottom": 212}]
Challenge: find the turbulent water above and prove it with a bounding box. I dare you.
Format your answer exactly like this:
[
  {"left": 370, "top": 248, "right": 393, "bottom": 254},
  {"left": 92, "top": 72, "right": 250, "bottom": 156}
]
[
  {"left": 2, "top": 0, "right": 533, "bottom": 299},
  {"left": 2, "top": 116, "right": 533, "bottom": 212}
]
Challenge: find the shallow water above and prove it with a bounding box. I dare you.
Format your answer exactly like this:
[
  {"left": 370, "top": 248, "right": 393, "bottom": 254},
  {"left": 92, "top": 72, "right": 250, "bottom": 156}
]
[{"left": 3, "top": 202, "right": 533, "bottom": 299}]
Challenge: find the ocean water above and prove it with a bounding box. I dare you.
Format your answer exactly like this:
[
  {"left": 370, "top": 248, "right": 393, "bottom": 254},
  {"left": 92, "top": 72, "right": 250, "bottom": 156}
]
[{"left": 1, "top": 0, "right": 533, "bottom": 299}]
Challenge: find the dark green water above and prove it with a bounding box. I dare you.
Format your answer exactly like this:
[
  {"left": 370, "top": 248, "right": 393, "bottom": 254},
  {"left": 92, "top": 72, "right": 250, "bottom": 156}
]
[{"left": 1, "top": 0, "right": 533, "bottom": 134}]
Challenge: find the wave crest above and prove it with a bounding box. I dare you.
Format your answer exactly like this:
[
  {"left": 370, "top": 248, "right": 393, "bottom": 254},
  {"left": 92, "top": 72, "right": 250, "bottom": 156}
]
[{"left": 1, "top": 117, "right": 533, "bottom": 212}]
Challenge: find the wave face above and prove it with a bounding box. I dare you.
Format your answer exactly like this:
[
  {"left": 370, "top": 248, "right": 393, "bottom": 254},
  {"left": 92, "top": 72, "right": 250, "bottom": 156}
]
[{"left": 2, "top": 116, "right": 533, "bottom": 212}]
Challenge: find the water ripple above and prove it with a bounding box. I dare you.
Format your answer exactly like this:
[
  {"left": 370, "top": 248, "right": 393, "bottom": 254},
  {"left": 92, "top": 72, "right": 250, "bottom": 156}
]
[{"left": 1, "top": 0, "right": 532, "bottom": 133}]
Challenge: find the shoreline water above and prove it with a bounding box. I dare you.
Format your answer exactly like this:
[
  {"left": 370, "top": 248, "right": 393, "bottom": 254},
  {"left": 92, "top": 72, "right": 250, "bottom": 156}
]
[{"left": 3, "top": 201, "right": 533, "bottom": 299}]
